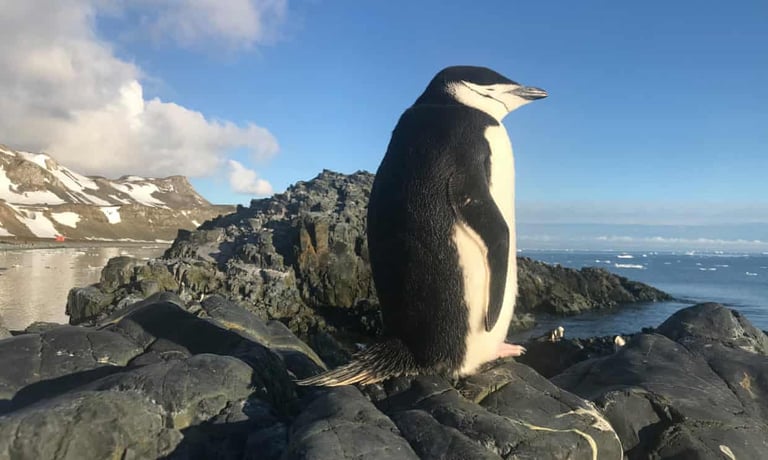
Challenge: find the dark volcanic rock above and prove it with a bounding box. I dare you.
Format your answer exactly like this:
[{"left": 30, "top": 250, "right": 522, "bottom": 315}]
[
  {"left": 553, "top": 303, "right": 768, "bottom": 459},
  {"left": 284, "top": 386, "right": 419, "bottom": 459},
  {"left": 0, "top": 391, "right": 183, "bottom": 459},
  {"left": 376, "top": 364, "right": 623, "bottom": 459},
  {"left": 516, "top": 257, "right": 671, "bottom": 315},
  {"left": 0, "top": 325, "right": 143, "bottom": 413},
  {"left": 1, "top": 293, "right": 629, "bottom": 460}
]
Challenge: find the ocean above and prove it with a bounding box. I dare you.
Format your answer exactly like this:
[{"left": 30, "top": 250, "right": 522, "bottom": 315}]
[
  {"left": 0, "top": 245, "right": 167, "bottom": 330},
  {"left": 509, "top": 249, "right": 768, "bottom": 342}
]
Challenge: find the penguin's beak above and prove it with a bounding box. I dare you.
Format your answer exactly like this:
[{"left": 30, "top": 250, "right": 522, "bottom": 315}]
[{"left": 512, "top": 86, "right": 548, "bottom": 100}]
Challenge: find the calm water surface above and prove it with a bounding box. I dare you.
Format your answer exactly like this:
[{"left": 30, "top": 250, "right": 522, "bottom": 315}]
[
  {"left": 0, "top": 246, "right": 166, "bottom": 330},
  {"left": 510, "top": 250, "right": 768, "bottom": 341}
]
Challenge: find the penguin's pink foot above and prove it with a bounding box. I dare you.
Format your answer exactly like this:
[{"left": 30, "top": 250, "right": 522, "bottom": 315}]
[{"left": 496, "top": 342, "right": 526, "bottom": 358}]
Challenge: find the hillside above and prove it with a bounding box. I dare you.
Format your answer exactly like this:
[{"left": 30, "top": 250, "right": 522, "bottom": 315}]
[{"left": 0, "top": 144, "right": 234, "bottom": 242}]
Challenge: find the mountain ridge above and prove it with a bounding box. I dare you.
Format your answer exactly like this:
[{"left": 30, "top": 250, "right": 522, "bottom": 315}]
[{"left": 0, "top": 144, "right": 234, "bottom": 241}]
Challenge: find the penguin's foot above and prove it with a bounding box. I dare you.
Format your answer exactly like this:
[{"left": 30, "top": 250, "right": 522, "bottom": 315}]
[{"left": 496, "top": 342, "right": 526, "bottom": 358}]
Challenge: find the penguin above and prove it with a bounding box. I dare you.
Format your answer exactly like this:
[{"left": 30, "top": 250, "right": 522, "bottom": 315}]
[
  {"left": 297, "top": 66, "right": 547, "bottom": 386},
  {"left": 549, "top": 326, "right": 565, "bottom": 343}
]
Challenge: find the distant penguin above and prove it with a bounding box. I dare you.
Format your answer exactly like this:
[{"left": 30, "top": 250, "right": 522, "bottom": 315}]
[
  {"left": 549, "top": 326, "right": 565, "bottom": 343},
  {"left": 297, "top": 66, "right": 547, "bottom": 386}
]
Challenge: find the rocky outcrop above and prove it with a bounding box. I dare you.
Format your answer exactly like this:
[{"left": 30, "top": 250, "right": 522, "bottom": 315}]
[
  {"left": 517, "top": 257, "right": 670, "bottom": 315},
  {"left": 0, "top": 293, "right": 625, "bottom": 459},
  {"left": 553, "top": 303, "right": 768, "bottom": 459},
  {"left": 0, "top": 144, "right": 233, "bottom": 241},
  {"left": 65, "top": 170, "right": 669, "bottom": 355}
]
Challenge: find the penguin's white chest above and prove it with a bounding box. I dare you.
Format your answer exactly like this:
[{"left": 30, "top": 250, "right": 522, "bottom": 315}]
[{"left": 453, "top": 124, "right": 518, "bottom": 376}]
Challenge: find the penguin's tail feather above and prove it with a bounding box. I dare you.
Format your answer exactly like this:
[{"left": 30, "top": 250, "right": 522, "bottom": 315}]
[{"left": 295, "top": 339, "right": 419, "bottom": 387}]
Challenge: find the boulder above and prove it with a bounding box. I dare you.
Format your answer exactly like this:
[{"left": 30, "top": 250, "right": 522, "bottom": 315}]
[
  {"left": 0, "top": 325, "right": 143, "bottom": 413},
  {"left": 377, "top": 364, "right": 624, "bottom": 459},
  {"left": 553, "top": 303, "right": 768, "bottom": 459},
  {"left": 283, "top": 386, "right": 419, "bottom": 459},
  {"left": 65, "top": 285, "right": 115, "bottom": 325}
]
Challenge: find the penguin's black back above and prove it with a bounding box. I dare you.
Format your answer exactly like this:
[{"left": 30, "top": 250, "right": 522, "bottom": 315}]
[{"left": 368, "top": 103, "right": 499, "bottom": 372}]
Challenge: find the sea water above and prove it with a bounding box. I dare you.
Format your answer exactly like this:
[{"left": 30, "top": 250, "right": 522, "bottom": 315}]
[
  {"left": 509, "top": 249, "right": 768, "bottom": 341},
  {"left": 0, "top": 246, "right": 167, "bottom": 330}
]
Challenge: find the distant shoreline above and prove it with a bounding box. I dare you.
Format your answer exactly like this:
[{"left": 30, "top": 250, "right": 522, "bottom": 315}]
[{"left": 0, "top": 238, "right": 172, "bottom": 251}]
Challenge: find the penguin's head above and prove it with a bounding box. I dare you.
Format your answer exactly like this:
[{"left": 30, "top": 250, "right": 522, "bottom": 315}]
[{"left": 415, "top": 66, "right": 547, "bottom": 121}]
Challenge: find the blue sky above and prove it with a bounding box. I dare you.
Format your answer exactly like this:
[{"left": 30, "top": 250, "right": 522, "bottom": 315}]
[{"left": 1, "top": 1, "right": 766, "bottom": 250}]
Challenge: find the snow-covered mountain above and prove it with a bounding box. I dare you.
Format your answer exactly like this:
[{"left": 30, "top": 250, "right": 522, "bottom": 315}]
[{"left": 0, "top": 144, "right": 234, "bottom": 242}]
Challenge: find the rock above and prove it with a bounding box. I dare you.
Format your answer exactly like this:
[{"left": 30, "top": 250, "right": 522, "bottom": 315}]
[
  {"left": 656, "top": 302, "right": 768, "bottom": 354},
  {"left": 517, "top": 332, "right": 621, "bottom": 378},
  {"left": 553, "top": 303, "right": 768, "bottom": 459},
  {"left": 65, "top": 285, "right": 115, "bottom": 325},
  {"left": 516, "top": 257, "right": 671, "bottom": 315},
  {"left": 507, "top": 312, "right": 535, "bottom": 332},
  {"left": 0, "top": 325, "right": 143, "bottom": 413},
  {"left": 0, "top": 295, "right": 332, "bottom": 459},
  {"left": 99, "top": 256, "right": 141, "bottom": 292},
  {"left": 198, "top": 294, "right": 326, "bottom": 376},
  {"left": 283, "top": 386, "right": 419, "bottom": 459},
  {"left": 82, "top": 354, "right": 255, "bottom": 430},
  {"left": 23, "top": 321, "right": 63, "bottom": 334},
  {"left": 377, "top": 363, "right": 623, "bottom": 459},
  {"left": 0, "top": 391, "right": 183, "bottom": 459}
]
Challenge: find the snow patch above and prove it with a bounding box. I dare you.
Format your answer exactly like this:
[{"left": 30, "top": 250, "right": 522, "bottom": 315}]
[
  {"left": 75, "top": 191, "right": 112, "bottom": 206},
  {"left": 100, "top": 206, "right": 122, "bottom": 224},
  {"left": 51, "top": 212, "right": 81, "bottom": 228},
  {"left": 110, "top": 182, "right": 167, "bottom": 207},
  {"left": 0, "top": 166, "right": 66, "bottom": 205},
  {"left": 17, "top": 151, "right": 50, "bottom": 169},
  {"left": 49, "top": 164, "right": 99, "bottom": 192},
  {"left": 15, "top": 209, "right": 59, "bottom": 237},
  {"left": 0, "top": 225, "right": 13, "bottom": 236}
]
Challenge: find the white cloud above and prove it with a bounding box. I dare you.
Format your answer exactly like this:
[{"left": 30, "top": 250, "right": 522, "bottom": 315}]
[
  {"left": 228, "top": 160, "right": 273, "bottom": 196},
  {"left": 130, "top": 0, "right": 288, "bottom": 50},
  {"left": 0, "top": 0, "right": 279, "bottom": 181}
]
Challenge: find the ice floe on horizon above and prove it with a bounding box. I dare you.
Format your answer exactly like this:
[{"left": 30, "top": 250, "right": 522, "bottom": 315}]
[{"left": 614, "top": 263, "right": 646, "bottom": 269}]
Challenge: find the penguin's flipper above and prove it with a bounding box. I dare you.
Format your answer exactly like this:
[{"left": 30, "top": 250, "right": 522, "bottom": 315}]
[{"left": 448, "top": 173, "right": 510, "bottom": 332}]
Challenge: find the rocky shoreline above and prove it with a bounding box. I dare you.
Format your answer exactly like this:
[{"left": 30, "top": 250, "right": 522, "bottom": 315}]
[
  {"left": 2, "top": 292, "right": 766, "bottom": 459},
  {"left": 64, "top": 171, "right": 670, "bottom": 357},
  {"left": 2, "top": 170, "right": 764, "bottom": 459}
]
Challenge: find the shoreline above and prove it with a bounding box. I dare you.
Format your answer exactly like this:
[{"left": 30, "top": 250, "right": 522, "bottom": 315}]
[{"left": 0, "top": 238, "right": 172, "bottom": 251}]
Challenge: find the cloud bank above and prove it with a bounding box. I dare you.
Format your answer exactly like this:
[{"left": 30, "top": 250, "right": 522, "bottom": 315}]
[
  {"left": 131, "top": 0, "right": 288, "bottom": 50},
  {"left": 228, "top": 160, "right": 273, "bottom": 196},
  {"left": 0, "top": 0, "right": 279, "bottom": 195}
]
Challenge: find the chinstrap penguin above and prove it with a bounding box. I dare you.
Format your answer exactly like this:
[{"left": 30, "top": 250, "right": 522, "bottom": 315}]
[{"left": 297, "top": 66, "right": 547, "bottom": 386}]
